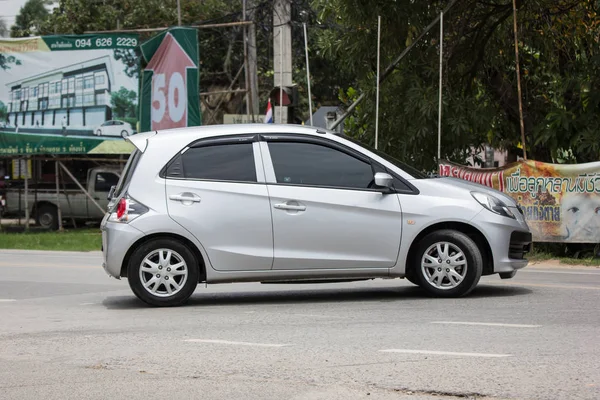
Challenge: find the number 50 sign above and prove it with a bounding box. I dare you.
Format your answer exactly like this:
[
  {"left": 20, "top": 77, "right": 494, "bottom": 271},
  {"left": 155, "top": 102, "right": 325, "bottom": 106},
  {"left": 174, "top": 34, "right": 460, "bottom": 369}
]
[
  {"left": 151, "top": 72, "right": 186, "bottom": 126},
  {"left": 140, "top": 29, "right": 201, "bottom": 132}
]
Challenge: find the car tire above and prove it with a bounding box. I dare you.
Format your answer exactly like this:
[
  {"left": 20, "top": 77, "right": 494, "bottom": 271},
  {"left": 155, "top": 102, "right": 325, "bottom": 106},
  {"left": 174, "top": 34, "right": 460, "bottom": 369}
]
[
  {"left": 413, "top": 229, "right": 482, "bottom": 297},
  {"left": 127, "top": 238, "right": 199, "bottom": 307},
  {"left": 121, "top": 130, "right": 128, "bottom": 138},
  {"left": 96, "top": 129, "right": 102, "bottom": 136},
  {"left": 36, "top": 204, "right": 59, "bottom": 230}
]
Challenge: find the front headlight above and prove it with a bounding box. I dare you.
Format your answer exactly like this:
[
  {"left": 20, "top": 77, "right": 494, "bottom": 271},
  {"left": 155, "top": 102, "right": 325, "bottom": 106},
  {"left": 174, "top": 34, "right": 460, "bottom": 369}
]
[{"left": 471, "top": 191, "right": 516, "bottom": 219}]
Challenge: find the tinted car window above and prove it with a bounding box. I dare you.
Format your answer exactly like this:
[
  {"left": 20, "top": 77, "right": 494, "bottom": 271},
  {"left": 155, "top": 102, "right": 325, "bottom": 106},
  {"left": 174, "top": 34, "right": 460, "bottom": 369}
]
[
  {"left": 95, "top": 172, "right": 120, "bottom": 192},
  {"left": 180, "top": 143, "right": 256, "bottom": 182},
  {"left": 268, "top": 142, "right": 373, "bottom": 189}
]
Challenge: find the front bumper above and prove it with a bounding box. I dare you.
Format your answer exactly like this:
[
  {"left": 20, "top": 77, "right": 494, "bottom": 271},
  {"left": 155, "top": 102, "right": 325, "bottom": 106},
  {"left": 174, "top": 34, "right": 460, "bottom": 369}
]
[{"left": 471, "top": 208, "right": 532, "bottom": 274}]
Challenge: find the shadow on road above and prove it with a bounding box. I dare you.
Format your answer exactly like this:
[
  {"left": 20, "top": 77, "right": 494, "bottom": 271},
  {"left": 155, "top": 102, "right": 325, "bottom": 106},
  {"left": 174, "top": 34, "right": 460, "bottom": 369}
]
[{"left": 101, "top": 283, "right": 532, "bottom": 310}]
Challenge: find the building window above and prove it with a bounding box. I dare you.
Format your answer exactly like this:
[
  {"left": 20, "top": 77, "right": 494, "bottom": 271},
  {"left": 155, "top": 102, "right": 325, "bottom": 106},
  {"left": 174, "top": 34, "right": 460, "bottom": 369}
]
[
  {"left": 56, "top": 82, "right": 61, "bottom": 93},
  {"left": 95, "top": 74, "right": 105, "bottom": 86},
  {"left": 68, "top": 78, "right": 75, "bottom": 92},
  {"left": 84, "top": 77, "right": 94, "bottom": 89},
  {"left": 62, "top": 79, "right": 68, "bottom": 94},
  {"left": 83, "top": 94, "right": 94, "bottom": 106},
  {"left": 40, "top": 99, "right": 48, "bottom": 110},
  {"left": 75, "top": 94, "right": 82, "bottom": 107},
  {"left": 76, "top": 77, "right": 83, "bottom": 90},
  {"left": 95, "top": 92, "right": 105, "bottom": 105},
  {"left": 43, "top": 83, "right": 49, "bottom": 97}
]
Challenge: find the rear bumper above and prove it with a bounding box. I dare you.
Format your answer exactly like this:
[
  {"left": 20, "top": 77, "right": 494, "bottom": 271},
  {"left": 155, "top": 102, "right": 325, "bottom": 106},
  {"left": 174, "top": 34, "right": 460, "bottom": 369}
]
[{"left": 101, "top": 218, "right": 144, "bottom": 279}]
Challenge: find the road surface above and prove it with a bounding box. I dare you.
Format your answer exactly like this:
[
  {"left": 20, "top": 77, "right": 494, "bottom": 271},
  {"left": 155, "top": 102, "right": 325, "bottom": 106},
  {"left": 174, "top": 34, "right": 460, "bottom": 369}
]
[{"left": 0, "top": 250, "right": 599, "bottom": 400}]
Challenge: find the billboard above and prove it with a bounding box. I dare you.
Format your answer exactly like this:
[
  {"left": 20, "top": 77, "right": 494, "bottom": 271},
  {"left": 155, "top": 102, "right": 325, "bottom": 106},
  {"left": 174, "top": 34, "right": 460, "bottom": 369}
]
[
  {"left": 139, "top": 27, "right": 201, "bottom": 132},
  {"left": 0, "top": 34, "right": 140, "bottom": 155},
  {"left": 439, "top": 160, "right": 600, "bottom": 243}
]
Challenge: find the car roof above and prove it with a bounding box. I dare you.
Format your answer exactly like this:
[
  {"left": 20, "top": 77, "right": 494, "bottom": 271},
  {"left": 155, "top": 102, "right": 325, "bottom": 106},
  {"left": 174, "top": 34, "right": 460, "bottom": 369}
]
[{"left": 128, "top": 124, "right": 335, "bottom": 153}]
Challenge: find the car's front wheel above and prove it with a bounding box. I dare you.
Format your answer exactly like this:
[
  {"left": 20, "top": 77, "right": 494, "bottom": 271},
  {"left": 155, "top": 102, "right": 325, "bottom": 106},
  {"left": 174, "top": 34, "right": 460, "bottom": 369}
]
[
  {"left": 413, "top": 230, "right": 482, "bottom": 297},
  {"left": 127, "top": 238, "right": 199, "bottom": 307}
]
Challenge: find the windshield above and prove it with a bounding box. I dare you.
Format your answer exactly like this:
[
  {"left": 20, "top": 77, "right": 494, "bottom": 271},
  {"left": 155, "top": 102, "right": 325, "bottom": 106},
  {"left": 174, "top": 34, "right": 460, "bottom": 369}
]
[{"left": 341, "top": 135, "right": 428, "bottom": 179}]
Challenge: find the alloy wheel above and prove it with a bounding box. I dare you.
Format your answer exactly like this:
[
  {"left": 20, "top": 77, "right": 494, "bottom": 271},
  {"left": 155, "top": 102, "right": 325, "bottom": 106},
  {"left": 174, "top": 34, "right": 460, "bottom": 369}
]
[
  {"left": 421, "top": 242, "right": 468, "bottom": 290},
  {"left": 139, "top": 249, "right": 188, "bottom": 298}
]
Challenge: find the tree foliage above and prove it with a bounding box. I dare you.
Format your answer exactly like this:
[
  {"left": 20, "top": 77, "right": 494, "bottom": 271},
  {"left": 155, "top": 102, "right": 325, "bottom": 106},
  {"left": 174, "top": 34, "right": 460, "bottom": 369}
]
[
  {"left": 110, "top": 87, "right": 138, "bottom": 119},
  {"left": 314, "top": 0, "right": 600, "bottom": 170},
  {"left": 10, "top": 0, "right": 52, "bottom": 37}
]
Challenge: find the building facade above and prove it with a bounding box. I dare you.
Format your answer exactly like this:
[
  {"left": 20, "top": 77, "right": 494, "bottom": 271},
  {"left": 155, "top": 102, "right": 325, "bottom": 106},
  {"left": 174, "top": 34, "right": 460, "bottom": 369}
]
[{"left": 5, "top": 55, "right": 114, "bottom": 133}]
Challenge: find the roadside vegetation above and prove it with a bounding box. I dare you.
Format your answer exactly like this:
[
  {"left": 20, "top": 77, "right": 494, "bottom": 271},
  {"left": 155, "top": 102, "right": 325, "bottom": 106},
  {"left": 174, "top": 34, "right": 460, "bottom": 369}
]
[
  {"left": 0, "top": 228, "right": 101, "bottom": 252},
  {"left": 529, "top": 243, "right": 600, "bottom": 267}
]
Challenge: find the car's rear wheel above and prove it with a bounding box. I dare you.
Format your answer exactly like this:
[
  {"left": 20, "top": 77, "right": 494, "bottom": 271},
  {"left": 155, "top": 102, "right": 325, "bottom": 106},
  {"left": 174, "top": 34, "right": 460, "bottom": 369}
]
[
  {"left": 127, "top": 238, "right": 199, "bottom": 307},
  {"left": 96, "top": 129, "right": 102, "bottom": 136},
  {"left": 121, "top": 130, "right": 128, "bottom": 138},
  {"left": 413, "top": 230, "right": 482, "bottom": 297},
  {"left": 36, "top": 204, "right": 59, "bottom": 230}
]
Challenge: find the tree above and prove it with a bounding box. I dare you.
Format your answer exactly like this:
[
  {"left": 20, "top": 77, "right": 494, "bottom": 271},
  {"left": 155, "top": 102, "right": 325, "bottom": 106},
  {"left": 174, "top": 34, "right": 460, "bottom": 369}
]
[
  {"left": 0, "top": 101, "right": 7, "bottom": 122},
  {"left": 110, "top": 87, "right": 137, "bottom": 119},
  {"left": 10, "top": 0, "right": 52, "bottom": 37},
  {"left": 0, "top": 18, "right": 8, "bottom": 37},
  {"left": 314, "top": 0, "right": 600, "bottom": 170}
]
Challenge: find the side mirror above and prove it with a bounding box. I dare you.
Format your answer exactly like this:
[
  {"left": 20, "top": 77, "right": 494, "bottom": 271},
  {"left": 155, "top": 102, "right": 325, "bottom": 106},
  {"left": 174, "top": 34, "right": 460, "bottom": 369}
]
[
  {"left": 107, "top": 185, "right": 116, "bottom": 200},
  {"left": 374, "top": 172, "right": 393, "bottom": 192}
]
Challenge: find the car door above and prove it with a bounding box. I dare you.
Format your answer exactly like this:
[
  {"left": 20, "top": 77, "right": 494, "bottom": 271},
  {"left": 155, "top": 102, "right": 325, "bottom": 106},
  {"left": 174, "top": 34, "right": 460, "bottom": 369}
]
[
  {"left": 260, "top": 135, "right": 402, "bottom": 270},
  {"left": 165, "top": 135, "right": 273, "bottom": 271}
]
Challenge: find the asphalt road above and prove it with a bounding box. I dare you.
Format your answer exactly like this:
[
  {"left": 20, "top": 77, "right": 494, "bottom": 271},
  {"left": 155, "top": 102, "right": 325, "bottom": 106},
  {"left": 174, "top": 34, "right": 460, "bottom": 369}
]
[{"left": 0, "top": 250, "right": 599, "bottom": 400}]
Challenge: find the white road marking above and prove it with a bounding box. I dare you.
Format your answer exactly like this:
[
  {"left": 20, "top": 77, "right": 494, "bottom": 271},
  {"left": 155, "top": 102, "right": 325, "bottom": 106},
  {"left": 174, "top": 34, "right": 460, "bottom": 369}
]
[
  {"left": 523, "top": 269, "right": 600, "bottom": 276},
  {"left": 379, "top": 349, "right": 511, "bottom": 358},
  {"left": 431, "top": 321, "right": 541, "bottom": 328},
  {"left": 184, "top": 339, "right": 290, "bottom": 348},
  {"left": 79, "top": 303, "right": 96, "bottom": 306},
  {"left": 490, "top": 282, "right": 600, "bottom": 290},
  {"left": 291, "top": 313, "right": 339, "bottom": 318},
  {"left": 0, "top": 299, "right": 17, "bottom": 302}
]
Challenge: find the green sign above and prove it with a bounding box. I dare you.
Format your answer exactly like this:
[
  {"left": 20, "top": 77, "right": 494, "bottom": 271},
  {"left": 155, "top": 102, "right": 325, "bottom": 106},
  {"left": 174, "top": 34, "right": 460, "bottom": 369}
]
[
  {"left": 139, "top": 27, "right": 201, "bottom": 132},
  {"left": 0, "top": 132, "right": 134, "bottom": 155},
  {"left": 0, "top": 34, "right": 140, "bottom": 156},
  {"left": 41, "top": 34, "right": 139, "bottom": 51}
]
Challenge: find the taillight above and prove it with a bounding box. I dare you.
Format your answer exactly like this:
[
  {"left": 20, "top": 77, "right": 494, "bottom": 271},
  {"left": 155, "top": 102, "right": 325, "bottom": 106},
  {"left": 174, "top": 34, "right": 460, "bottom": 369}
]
[
  {"left": 109, "top": 194, "right": 148, "bottom": 223},
  {"left": 116, "top": 198, "right": 127, "bottom": 219}
]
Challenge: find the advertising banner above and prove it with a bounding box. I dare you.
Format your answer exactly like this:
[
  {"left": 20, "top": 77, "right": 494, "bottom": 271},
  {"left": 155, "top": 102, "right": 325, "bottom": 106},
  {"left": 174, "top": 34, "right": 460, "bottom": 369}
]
[
  {"left": 139, "top": 27, "right": 201, "bottom": 132},
  {"left": 0, "top": 34, "right": 140, "bottom": 155},
  {"left": 439, "top": 160, "right": 600, "bottom": 243}
]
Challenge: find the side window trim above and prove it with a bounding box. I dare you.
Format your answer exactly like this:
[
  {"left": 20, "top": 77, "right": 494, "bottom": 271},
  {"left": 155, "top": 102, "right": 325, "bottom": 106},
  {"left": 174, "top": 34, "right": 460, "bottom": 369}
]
[
  {"left": 263, "top": 138, "right": 379, "bottom": 192},
  {"left": 160, "top": 134, "right": 263, "bottom": 184}
]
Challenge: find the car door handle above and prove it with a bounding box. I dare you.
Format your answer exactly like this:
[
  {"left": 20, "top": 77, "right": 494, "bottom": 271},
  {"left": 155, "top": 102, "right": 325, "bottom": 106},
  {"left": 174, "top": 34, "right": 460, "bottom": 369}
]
[
  {"left": 274, "top": 203, "right": 306, "bottom": 211},
  {"left": 169, "top": 193, "right": 201, "bottom": 203}
]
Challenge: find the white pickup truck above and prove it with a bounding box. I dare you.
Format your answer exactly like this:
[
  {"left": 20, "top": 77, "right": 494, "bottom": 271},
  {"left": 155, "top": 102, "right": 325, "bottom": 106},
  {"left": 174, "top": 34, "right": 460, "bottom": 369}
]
[{"left": 1, "top": 166, "right": 121, "bottom": 229}]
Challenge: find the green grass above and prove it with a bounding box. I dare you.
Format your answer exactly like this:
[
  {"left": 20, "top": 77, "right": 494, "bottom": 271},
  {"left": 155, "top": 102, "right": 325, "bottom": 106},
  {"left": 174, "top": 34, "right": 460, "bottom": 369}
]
[
  {"left": 0, "top": 228, "right": 101, "bottom": 252},
  {"left": 528, "top": 244, "right": 600, "bottom": 267}
]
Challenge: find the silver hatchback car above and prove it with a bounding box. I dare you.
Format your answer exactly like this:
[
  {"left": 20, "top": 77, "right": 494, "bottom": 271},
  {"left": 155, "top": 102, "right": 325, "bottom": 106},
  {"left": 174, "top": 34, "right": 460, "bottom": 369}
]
[{"left": 101, "top": 124, "right": 532, "bottom": 306}]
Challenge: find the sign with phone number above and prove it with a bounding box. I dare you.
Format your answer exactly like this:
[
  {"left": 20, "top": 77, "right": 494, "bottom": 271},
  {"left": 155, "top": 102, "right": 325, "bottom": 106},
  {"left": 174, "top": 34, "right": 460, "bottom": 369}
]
[{"left": 42, "top": 34, "right": 139, "bottom": 51}]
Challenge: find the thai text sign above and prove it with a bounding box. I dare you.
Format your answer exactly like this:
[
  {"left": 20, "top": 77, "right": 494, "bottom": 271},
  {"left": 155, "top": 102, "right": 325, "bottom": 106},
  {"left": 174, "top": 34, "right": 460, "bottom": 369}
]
[
  {"left": 0, "top": 34, "right": 139, "bottom": 155},
  {"left": 439, "top": 160, "right": 600, "bottom": 243}
]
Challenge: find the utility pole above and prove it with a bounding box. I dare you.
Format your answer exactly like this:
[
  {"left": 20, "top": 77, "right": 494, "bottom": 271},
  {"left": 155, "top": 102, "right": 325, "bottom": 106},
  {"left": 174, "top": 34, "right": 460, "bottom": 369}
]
[
  {"left": 273, "top": 0, "right": 292, "bottom": 123},
  {"left": 247, "top": 0, "right": 259, "bottom": 116},
  {"left": 512, "top": 0, "right": 527, "bottom": 160}
]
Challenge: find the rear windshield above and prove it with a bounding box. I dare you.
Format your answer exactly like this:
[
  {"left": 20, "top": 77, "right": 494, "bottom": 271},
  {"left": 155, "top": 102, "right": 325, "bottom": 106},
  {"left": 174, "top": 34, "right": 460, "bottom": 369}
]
[{"left": 113, "top": 149, "right": 141, "bottom": 197}]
